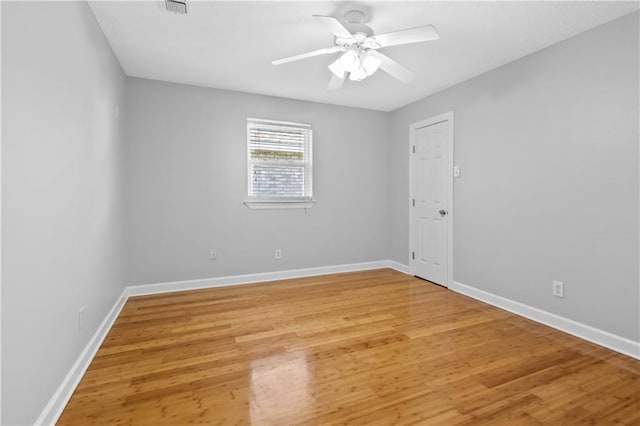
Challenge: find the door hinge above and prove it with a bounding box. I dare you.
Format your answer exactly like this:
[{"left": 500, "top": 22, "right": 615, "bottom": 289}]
[
  {"left": 412, "top": 198, "right": 415, "bottom": 207},
  {"left": 412, "top": 251, "right": 415, "bottom": 260},
  {"left": 412, "top": 145, "right": 415, "bottom": 153}
]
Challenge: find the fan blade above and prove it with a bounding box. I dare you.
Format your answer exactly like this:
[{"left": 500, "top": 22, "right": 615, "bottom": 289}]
[
  {"left": 370, "top": 51, "right": 415, "bottom": 82},
  {"left": 272, "top": 46, "right": 342, "bottom": 65},
  {"left": 312, "top": 15, "right": 353, "bottom": 39},
  {"left": 371, "top": 24, "right": 439, "bottom": 48},
  {"left": 327, "top": 73, "right": 345, "bottom": 90}
]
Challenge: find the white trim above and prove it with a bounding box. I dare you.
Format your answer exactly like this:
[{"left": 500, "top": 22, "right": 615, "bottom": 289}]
[
  {"left": 450, "top": 281, "right": 640, "bottom": 360},
  {"left": 409, "top": 111, "right": 455, "bottom": 288},
  {"left": 246, "top": 117, "right": 311, "bottom": 129},
  {"left": 35, "top": 289, "right": 129, "bottom": 426},
  {"left": 243, "top": 199, "right": 317, "bottom": 210},
  {"left": 127, "top": 261, "right": 392, "bottom": 297},
  {"left": 387, "top": 261, "right": 411, "bottom": 274}
]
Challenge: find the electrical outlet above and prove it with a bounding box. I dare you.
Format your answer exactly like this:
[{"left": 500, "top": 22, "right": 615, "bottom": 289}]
[
  {"left": 454, "top": 165, "right": 461, "bottom": 178},
  {"left": 275, "top": 248, "right": 282, "bottom": 260},
  {"left": 552, "top": 280, "right": 564, "bottom": 298},
  {"left": 78, "top": 307, "right": 85, "bottom": 331},
  {"left": 209, "top": 249, "right": 217, "bottom": 260}
]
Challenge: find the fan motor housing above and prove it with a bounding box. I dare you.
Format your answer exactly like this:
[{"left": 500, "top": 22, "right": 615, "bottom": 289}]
[{"left": 344, "top": 10, "right": 374, "bottom": 36}]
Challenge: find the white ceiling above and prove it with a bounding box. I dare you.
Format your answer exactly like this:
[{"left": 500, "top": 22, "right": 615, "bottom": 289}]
[{"left": 89, "top": 1, "right": 638, "bottom": 111}]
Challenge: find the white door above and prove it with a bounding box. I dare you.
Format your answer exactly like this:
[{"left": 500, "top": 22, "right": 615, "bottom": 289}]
[{"left": 411, "top": 116, "right": 452, "bottom": 286}]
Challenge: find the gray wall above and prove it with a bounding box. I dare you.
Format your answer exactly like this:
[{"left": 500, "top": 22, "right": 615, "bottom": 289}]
[
  {"left": 125, "top": 78, "right": 390, "bottom": 285},
  {"left": 1, "top": 2, "right": 127, "bottom": 424},
  {"left": 389, "top": 12, "right": 639, "bottom": 341}
]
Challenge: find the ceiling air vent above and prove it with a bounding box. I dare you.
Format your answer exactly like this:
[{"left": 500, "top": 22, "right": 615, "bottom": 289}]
[{"left": 165, "top": 0, "right": 187, "bottom": 15}]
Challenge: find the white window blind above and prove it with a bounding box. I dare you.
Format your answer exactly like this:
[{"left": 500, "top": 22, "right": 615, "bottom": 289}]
[{"left": 247, "top": 119, "right": 312, "bottom": 199}]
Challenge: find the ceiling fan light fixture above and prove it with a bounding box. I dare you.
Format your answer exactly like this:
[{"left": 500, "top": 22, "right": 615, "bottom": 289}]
[
  {"left": 273, "top": 12, "right": 436, "bottom": 88},
  {"left": 361, "top": 53, "right": 382, "bottom": 76},
  {"left": 349, "top": 66, "right": 368, "bottom": 82},
  {"left": 328, "top": 58, "right": 346, "bottom": 79},
  {"left": 339, "top": 49, "right": 360, "bottom": 73}
]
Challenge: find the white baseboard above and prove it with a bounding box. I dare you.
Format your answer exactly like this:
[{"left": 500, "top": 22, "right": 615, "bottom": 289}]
[
  {"left": 450, "top": 281, "right": 640, "bottom": 360},
  {"left": 35, "top": 260, "right": 407, "bottom": 425},
  {"left": 35, "top": 289, "right": 129, "bottom": 426},
  {"left": 127, "top": 260, "right": 397, "bottom": 297},
  {"left": 387, "top": 260, "right": 411, "bottom": 274}
]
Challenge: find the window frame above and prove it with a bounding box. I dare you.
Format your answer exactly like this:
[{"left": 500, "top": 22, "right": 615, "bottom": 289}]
[{"left": 244, "top": 118, "right": 316, "bottom": 210}]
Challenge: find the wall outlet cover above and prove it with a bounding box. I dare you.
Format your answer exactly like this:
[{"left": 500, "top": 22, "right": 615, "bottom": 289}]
[{"left": 552, "top": 280, "right": 564, "bottom": 298}]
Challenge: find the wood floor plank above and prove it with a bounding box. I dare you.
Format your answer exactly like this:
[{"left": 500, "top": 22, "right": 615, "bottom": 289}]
[{"left": 58, "top": 269, "right": 640, "bottom": 425}]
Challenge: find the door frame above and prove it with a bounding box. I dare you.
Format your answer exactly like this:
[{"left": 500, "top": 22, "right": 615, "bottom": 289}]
[{"left": 409, "top": 111, "right": 455, "bottom": 287}]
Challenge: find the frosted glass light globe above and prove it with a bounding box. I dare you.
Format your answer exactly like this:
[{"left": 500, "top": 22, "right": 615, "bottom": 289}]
[
  {"left": 339, "top": 50, "right": 360, "bottom": 73},
  {"left": 361, "top": 53, "right": 382, "bottom": 76}
]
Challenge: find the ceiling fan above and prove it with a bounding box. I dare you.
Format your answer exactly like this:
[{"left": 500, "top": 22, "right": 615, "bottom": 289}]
[{"left": 272, "top": 10, "right": 439, "bottom": 89}]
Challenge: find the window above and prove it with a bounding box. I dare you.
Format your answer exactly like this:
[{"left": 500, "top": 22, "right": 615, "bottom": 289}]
[{"left": 245, "top": 118, "right": 315, "bottom": 209}]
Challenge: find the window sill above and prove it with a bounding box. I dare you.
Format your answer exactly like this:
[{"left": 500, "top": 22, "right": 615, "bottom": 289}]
[{"left": 243, "top": 199, "right": 317, "bottom": 210}]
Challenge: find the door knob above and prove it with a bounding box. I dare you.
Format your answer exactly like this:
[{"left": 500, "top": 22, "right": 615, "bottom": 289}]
[{"left": 439, "top": 209, "right": 447, "bottom": 216}]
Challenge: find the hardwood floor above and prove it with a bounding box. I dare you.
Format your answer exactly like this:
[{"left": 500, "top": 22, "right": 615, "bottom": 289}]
[{"left": 59, "top": 269, "right": 640, "bottom": 425}]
